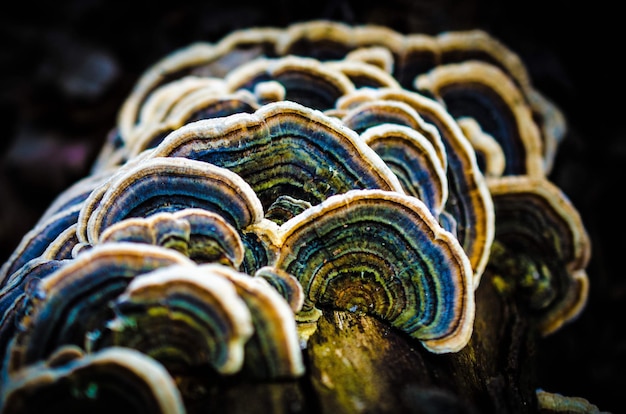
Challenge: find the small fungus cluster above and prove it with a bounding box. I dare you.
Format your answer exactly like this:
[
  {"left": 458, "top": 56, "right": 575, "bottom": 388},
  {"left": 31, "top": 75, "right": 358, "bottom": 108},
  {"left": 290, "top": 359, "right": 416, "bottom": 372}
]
[{"left": 0, "top": 20, "right": 592, "bottom": 413}]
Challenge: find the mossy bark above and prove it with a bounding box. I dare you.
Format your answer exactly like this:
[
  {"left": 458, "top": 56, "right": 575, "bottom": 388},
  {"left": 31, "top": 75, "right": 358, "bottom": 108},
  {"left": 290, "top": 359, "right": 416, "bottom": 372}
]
[{"left": 195, "top": 267, "right": 541, "bottom": 414}]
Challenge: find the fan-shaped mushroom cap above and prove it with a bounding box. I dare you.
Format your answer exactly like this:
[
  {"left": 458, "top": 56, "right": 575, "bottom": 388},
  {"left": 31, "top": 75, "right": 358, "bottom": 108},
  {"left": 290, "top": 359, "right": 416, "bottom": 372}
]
[
  {"left": 199, "top": 264, "right": 305, "bottom": 378},
  {"left": 36, "top": 169, "right": 113, "bottom": 225},
  {"left": 435, "top": 29, "right": 567, "bottom": 174},
  {"left": 39, "top": 224, "right": 79, "bottom": 261},
  {"left": 0, "top": 19, "right": 593, "bottom": 413},
  {"left": 259, "top": 189, "right": 475, "bottom": 354},
  {"left": 344, "top": 46, "right": 395, "bottom": 74},
  {"left": 360, "top": 124, "right": 448, "bottom": 217},
  {"left": 126, "top": 88, "right": 260, "bottom": 158},
  {"left": 148, "top": 101, "right": 404, "bottom": 211},
  {"left": 78, "top": 157, "right": 264, "bottom": 245},
  {"left": 99, "top": 208, "right": 245, "bottom": 268},
  {"left": 337, "top": 88, "right": 494, "bottom": 286},
  {"left": 456, "top": 116, "right": 505, "bottom": 178},
  {"left": 99, "top": 264, "right": 254, "bottom": 375},
  {"left": 415, "top": 61, "right": 544, "bottom": 177},
  {"left": 254, "top": 266, "right": 305, "bottom": 313},
  {"left": 117, "top": 27, "right": 281, "bottom": 139},
  {"left": 324, "top": 59, "right": 400, "bottom": 89},
  {"left": 487, "top": 175, "right": 591, "bottom": 335},
  {"left": 6, "top": 243, "right": 194, "bottom": 374},
  {"left": 0, "top": 205, "right": 81, "bottom": 285},
  {"left": 135, "top": 77, "right": 226, "bottom": 131},
  {"left": 225, "top": 56, "right": 355, "bottom": 111},
  {"left": 0, "top": 346, "right": 185, "bottom": 414},
  {"left": 340, "top": 98, "right": 447, "bottom": 170},
  {"left": 0, "top": 258, "right": 68, "bottom": 374},
  {"left": 114, "top": 21, "right": 565, "bottom": 175}
]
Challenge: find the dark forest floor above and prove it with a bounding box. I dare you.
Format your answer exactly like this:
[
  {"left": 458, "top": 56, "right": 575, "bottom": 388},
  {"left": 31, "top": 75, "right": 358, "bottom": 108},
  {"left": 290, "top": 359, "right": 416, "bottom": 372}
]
[{"left": 1, "top": 1, "right": 622, "bottom": 412}]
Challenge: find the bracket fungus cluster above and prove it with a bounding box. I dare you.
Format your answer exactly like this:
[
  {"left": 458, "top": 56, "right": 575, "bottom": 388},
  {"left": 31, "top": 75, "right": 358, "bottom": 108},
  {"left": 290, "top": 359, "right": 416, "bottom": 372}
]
[{"left": 0, "top": 20, "right": 595, "bottom": 413}]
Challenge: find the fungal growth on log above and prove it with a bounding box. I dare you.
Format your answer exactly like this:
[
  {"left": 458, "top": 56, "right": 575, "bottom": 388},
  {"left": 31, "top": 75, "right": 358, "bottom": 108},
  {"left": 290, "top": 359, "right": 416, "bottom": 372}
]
[{"left": 0, "top": 20, "right": 599, "bottom": 413}]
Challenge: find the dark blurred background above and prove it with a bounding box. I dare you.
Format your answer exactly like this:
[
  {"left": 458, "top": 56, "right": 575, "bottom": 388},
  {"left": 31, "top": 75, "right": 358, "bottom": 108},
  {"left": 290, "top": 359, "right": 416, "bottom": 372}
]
[{"left": 0, "top": 1, "right": 621, "bottom": 412}]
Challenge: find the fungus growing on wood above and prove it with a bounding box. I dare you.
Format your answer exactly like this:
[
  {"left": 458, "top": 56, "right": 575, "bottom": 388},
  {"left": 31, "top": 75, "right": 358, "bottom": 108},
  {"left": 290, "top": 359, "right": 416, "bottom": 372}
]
[
  {"left": 415, "top": 61, "right": 544, "bottom": 177},
  {"left": 0, "top": 206, "right": 82, "bottom": 285},
  {"left": 199, "top": 264, "right": 305, "bottom": 379},
  {"left": 264, "top": 189, "right": 475, "bottom": 354},
  {"left": 5, "top": 243, "right": 194, "bottom": 374},
  {"left": 0, "top": 347, "right": 186, "bottom": 414},
  {"left": 77, "top": 157, "right": 264, "bottom": 245},
  {"left": 99, "top": 208, "right": 245, "bottom": 267},
  {"left": 225, "top": 56, "right": 355, "bottom": 111},
  {"left": 147, "top": 101, "right": 404, "bottom": 211},
  {"left": 360, "top": 124, "right": 448, "bottom": 217},
  {"left": 90, "top": 263, "right": 304, "bottom": 381},
  {"left": 336, "top": 87, "right": 494, "bottom": 285},
  {"left": 340, "top": 98, "right": 447, "bottom": 169},
  {"left": 126, "top": 89, "right": 260, "bottom": 158},
  {"left": 254, "top": 266, "right": 305, "bottom": 313},
  {"left": 0, "top": 19, "right": 598, "bottom": 414},
  {"left": 96, "top": 264, "right": 255, "bottom": 376},
  {"left": 486, "top": 175, "right": 590, "bottom": 335}
]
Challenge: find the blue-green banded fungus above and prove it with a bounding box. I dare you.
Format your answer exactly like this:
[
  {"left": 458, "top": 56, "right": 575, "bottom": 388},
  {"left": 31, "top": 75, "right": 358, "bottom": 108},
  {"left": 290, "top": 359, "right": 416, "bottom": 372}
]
[
  {"left": 415, "top": 61, "right": 544, "bottom": 177},
  {"left": 117, "top": 27, "right": 283, "bottom": 141},
  {"left": 0, "top": 205, "right": 81, "bottom": 286},
  {"left": 271, "top": 189, "right": 475, "bottom": 353},
  {"left": 127, "top": 88, "right": 260, "bottom": 158},
  {"left": 148, "top": 100, "right": 404, "bottom": 213},
  {"left": 116, "top": 21, "right": 565, "bottom": 172},
  {"left": 339, "top": 97, "right": 447, "bottom": 170},
  {"left": 201, "top": 264, "right": 305, "bottom": 379},
  {"left": 0, "top": 346, "right": 185, "bottom": 414},
  {"left": 41, "top": 224, "right": 79, "bottom": 261},
  {"left": 99, "top": 208, "right": 245, "bottom": 268},
  {"left": 338, "top": 88, "right": 494, "bottom": 286},
  {"left": 134, "top": 77, "right": 226, "bottom": 132},
  {"left": 78, "top": 157, "right": 264, "bottom": 245},
  {"left": 487, "top": 175, "right": 590, "bottom": 335},
  {"left": 98, "top": 264, "right": 254, "bottom": 376},
  {"left": 360, "top": 124, "right": 448, "bottom": 217},
  {"left": 225, "top": 56, "right": 355, "bottom": 111},
  {"left": 435, "top": 30, "right": 567, "bottom": 174},
  {"left": 5, "top": 243, "right": 195, "bottom": 374},
  {"left": 254, "top": 266, "right": 305, "bottom": 313},
  {"left": 36, "top": 169, "right": 113, "bottom": 225},
  {"left": 264, "top": 195, "right": 312, "bottom": 226},
  {"left": 0, "top": 258, "right": 68, "bottom": 374}
]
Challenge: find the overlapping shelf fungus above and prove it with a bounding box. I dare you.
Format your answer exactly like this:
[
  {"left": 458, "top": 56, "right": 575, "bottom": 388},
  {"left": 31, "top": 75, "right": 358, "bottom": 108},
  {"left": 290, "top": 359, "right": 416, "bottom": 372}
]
[{"left": 0, "top": 20, "right": 597, "bottom": 414}]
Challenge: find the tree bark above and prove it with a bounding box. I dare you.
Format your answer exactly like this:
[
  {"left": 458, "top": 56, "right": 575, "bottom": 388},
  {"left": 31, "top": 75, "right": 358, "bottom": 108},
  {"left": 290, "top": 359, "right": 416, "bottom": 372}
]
[{"left": 194, "top": 267, "right": 540, "bottom": 414}]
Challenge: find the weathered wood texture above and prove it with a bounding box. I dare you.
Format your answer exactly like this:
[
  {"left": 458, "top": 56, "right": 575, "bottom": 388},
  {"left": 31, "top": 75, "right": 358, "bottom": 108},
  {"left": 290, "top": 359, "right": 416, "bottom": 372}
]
[{"left": 187, "top": 267, "right": 540, "bottom": 414}]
